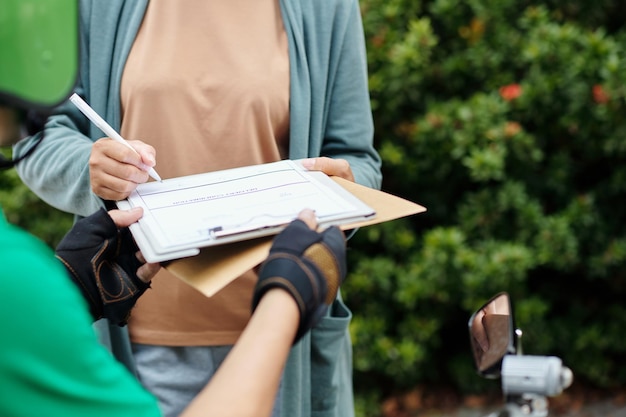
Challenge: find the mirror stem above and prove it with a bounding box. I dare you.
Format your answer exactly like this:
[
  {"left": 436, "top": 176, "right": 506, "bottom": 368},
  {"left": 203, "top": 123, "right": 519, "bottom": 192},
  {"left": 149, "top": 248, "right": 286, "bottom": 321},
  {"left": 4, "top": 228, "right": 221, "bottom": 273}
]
[{"left": 515, "top": 329, "right": 523, "bottom": 355}]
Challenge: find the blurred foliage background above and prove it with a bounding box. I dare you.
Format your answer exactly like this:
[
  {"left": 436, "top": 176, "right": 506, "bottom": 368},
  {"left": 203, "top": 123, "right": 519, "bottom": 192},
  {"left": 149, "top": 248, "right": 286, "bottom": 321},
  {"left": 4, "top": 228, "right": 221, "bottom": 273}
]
[
  {"left": 346, "top": 0, "right": 626, "bottom": 415},
  {"left": 2, "top": 0, "right": 626, "bottom": 416},
  {"left": 0, "top": 150, "right": 73, "bottom": 245}
]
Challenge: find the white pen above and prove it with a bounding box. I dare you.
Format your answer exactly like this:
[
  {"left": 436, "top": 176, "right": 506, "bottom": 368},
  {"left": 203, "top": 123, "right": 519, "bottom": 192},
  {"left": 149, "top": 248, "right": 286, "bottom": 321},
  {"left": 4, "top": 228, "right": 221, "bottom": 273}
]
[{"left": 69, "top": 93, "right": 162, "bottom": 182}]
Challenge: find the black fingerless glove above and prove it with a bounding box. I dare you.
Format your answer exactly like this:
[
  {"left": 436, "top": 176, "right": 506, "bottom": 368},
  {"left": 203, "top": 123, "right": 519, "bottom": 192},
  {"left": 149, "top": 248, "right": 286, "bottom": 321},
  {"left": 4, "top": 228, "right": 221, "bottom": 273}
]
[
  {"left": 55, "top": 208, "right": 150, "bottom": 326},
  {"left": 251, "top": 219, "right": 347, "bottom": 343}
]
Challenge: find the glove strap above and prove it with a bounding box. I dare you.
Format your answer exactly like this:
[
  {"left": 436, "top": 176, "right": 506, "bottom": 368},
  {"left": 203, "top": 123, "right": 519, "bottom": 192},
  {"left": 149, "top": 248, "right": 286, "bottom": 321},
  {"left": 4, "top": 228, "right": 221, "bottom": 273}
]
[{"left": 251, "top": 253, "right": 328, "bottom": 343}]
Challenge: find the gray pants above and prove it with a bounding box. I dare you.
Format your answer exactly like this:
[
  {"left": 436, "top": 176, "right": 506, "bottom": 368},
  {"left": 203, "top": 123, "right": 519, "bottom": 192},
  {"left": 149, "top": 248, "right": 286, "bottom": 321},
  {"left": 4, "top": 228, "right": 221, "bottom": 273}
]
[{"left": 132, "top": 343, "right": 282, "bottom": 417}]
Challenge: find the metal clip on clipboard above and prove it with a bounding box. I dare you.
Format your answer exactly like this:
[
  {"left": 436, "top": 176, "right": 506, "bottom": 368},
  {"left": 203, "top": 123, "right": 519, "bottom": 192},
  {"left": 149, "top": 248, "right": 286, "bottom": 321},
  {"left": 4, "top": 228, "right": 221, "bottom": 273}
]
[{"left": 208, "top": 219, "right": 293, "bottom": 239}]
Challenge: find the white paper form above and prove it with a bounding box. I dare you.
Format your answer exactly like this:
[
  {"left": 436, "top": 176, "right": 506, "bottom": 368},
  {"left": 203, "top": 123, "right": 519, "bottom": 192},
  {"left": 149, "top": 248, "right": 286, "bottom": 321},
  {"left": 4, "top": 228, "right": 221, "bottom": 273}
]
[{"left": 117, "top": 160, "right": 376, "bottom": 262}]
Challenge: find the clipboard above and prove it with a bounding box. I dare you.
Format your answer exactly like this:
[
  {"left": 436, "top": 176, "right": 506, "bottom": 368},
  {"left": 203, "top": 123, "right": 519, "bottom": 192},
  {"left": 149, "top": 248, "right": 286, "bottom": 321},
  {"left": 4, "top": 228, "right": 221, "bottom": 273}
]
[
  {"left": 116, "top": 160, "right": 377, "bottom": 263},
  {"left": 166, "top": 177, "right": 427, "bottom": 297}
]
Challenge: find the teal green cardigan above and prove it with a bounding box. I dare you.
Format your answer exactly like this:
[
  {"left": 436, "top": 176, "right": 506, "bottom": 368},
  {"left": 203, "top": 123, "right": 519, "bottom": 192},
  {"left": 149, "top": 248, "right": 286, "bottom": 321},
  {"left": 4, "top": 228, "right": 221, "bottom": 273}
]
[{"left": 15, "top": 1, "right": 381, "bottom": 416}]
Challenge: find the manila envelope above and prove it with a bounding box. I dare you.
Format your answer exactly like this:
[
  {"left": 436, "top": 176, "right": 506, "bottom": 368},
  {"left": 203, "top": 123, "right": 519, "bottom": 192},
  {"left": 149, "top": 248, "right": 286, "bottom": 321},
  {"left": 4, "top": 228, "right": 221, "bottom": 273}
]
[{"left": 166, "top": 177, "right": 426, "bottom": 297}]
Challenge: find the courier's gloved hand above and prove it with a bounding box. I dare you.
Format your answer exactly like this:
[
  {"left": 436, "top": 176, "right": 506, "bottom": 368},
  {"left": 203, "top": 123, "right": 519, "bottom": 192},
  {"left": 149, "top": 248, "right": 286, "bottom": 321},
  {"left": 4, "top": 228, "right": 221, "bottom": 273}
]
[
  {"left": 55, "top": 208, "right": 151, "bottom": 326},
  {"left": 251, "top": 210, "right": 347, "bottom": 343}
]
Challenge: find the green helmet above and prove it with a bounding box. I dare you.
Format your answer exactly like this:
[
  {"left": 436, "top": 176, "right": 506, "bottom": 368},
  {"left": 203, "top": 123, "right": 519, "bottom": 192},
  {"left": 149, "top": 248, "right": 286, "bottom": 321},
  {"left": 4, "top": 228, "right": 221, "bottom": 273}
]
[{"left": 0, "top": 0, "right": 78, "bottom": 111}]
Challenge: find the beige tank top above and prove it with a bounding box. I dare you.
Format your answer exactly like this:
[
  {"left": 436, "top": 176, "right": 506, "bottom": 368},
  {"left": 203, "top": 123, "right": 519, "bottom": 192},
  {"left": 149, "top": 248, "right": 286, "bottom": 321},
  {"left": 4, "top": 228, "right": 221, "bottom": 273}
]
[{"left": 120, "top": 0, "right": 289, "bottom": 345}]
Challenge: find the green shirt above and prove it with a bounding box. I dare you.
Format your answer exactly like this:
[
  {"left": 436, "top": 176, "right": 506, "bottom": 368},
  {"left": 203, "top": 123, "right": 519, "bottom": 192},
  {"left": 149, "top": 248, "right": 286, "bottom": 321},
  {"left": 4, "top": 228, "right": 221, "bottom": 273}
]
[{"left": 0, "top": 209, "right": 160, "bottom": 417}]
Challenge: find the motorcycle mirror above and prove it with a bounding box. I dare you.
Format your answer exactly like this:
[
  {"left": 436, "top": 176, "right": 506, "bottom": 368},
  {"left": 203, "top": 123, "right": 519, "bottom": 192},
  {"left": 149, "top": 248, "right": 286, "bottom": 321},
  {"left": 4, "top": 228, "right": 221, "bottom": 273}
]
[{"left": 468, "top": 292, "right": 516, "bottom": 378}]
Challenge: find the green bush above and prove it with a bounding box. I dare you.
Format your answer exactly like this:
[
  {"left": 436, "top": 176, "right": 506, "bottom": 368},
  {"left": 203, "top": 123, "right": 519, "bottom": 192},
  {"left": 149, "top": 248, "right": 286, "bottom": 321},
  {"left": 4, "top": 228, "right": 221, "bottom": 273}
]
[
  {"left": 346, "top": 0, "right": 626, "bottom": 414},
  {"left": 0, "top": 150, "right": 73, "bottom": 247}
]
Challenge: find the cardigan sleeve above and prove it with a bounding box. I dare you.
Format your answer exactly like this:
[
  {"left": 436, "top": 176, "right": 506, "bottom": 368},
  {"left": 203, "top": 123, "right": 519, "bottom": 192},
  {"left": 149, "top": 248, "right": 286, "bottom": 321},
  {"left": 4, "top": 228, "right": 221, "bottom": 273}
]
[
  {"left": 13, "top": 96, "right": 105, "bottom": 217},
  {"left": 284, "top": 0, "right": 382, "bottom": 190},
  {"left": 320, "top": 0, "right": 382, "bottom": 190}
]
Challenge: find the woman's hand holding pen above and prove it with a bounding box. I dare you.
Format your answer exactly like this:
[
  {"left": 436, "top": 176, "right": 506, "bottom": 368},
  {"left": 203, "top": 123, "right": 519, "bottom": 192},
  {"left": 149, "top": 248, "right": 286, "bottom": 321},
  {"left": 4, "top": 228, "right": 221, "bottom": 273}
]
[
  {"left": 89, "top": 138, "right": 158, "bottom": 201},
  {"left": 300, "top": 156, "right": 355, "bottom": 182}
]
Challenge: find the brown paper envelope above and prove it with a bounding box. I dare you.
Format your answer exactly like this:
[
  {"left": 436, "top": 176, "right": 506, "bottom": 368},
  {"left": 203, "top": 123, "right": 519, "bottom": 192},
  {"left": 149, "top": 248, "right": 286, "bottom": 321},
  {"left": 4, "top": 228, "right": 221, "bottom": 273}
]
[{"left": 166, "top": 177, "right": 426, "bottom": 297}]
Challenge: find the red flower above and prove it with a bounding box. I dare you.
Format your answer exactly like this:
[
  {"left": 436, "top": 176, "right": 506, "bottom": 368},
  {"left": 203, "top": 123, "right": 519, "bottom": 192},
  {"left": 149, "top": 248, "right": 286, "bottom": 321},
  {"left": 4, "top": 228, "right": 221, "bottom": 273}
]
[
  {"left": 592, "top": 84, "right": 609, "bottom": 104},
  {"left": 499, "top": 84, "right": 522, "bottom": 101}
]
